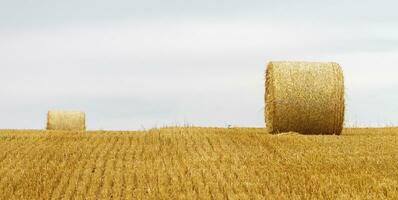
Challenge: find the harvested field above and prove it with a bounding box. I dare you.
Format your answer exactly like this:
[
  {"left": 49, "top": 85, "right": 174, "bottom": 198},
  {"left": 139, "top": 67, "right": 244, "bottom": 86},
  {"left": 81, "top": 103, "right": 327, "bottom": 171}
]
[{"left": 0, "top": 127, "right": 397, "bottom": 199}]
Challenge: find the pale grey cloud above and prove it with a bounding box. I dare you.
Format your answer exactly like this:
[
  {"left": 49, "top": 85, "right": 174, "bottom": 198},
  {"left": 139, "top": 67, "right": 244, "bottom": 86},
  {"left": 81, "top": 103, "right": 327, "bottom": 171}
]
[
  {"left": 0, "top": 1, "right": 397, "bottom": 129},
  {"left": 1, "top": 0, "right": 397, "bottom": 28}
]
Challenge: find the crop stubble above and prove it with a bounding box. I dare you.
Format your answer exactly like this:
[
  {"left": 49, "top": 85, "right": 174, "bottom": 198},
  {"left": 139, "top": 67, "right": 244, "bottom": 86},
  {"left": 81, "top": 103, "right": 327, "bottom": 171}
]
[{"left": 0, "top": 127, "right": 396, "bottom": 199}]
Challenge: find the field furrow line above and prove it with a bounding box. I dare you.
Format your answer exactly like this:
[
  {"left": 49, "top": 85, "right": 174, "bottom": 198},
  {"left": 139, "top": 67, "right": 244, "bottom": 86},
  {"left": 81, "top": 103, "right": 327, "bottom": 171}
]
[
  {"left": 61, "top": 136, "right": 105, "bottom": 200},
  {"left": 157, "top": 152, "right": 173, "bottom": 199},
  {"left": 111, "top": 136, "right": 129, "bottom": 200},
  {"left": 87, "top": 136, "right": 118, "bottom": 199},
  {"left": 21, "top": 136, "right": 70, "bottom": 199},
  {"left": 0, "top": 139, "right": 47, "bottom": 198},
  {"left": 123, "top": 136, "right": 137, "bottom": 199},
  {"left": 46, "top": 137, "right": 89, "bottom": 199},
  {"left": 99, "top": 136, "right": 124, "bottom": 199},
  {"left": 0, "top": 137, "right": 46, "bottom": 192},
  {"left": 72, "top": 136, "right": 108, "bottom": 200},
  {"left": 0, "top": 141, "right": 20, "bottom": 163},
  {"left": 50, "top": 136, "right": 99, "bottom": 200},
  {"left": 130, "top": 135, "right": 151, "bottom": 199},
  {"left": 83, "top": 136, "right": 114, "bottom": 199},
  {"left": 47, "top": 138, "right": 79, "bottom": 199},
  {"left": 0, "top": 137, "right": 41, "bottom": 171},
  {"left": 0, "top": 137, "right": 58, "bottom": 198}
]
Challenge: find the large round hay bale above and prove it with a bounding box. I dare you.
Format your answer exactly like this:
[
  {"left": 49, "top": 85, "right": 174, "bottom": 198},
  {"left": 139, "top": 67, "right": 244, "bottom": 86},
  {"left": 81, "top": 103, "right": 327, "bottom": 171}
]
[
  {"left": 47, "top": 111, "right": 86, "bottom": 131},
  {"left": 265, "top": 61, "right": 345, "bottom": 135}
]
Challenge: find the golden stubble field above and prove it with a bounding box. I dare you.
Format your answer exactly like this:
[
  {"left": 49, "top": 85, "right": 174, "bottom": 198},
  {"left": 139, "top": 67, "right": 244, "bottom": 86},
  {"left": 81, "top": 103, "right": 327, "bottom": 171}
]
[{"left": 0, "top": 127, "right": 397, "bottom": 200}]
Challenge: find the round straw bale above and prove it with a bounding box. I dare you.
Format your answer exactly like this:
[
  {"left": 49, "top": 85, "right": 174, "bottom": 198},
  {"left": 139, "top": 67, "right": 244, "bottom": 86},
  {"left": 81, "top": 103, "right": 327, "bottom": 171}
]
[
  {"left": 47, "top": 111, "right": 86, "bottom": 131},
  {"left": 265, "top": 61, "right": 345, "bottom": 135}
]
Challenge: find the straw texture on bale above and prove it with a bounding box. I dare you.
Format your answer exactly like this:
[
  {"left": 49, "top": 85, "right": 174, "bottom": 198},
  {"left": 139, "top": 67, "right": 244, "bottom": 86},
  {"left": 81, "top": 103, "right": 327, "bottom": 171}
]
[
  {"left": 265, "top": 61, "right": 345, "bottom": 135},
  {"left": 47, "top": 111, "right": 86, "bottom": 131}
]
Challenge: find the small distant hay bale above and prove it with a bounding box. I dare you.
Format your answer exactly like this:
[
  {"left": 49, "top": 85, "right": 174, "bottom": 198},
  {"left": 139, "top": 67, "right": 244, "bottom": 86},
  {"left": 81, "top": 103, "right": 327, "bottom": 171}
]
[
  {"left": 265, "top": 61, "right": 345, "bottom": 135},
  {"left": 47, "top": 111, "right": 86, "bottom": 131}
]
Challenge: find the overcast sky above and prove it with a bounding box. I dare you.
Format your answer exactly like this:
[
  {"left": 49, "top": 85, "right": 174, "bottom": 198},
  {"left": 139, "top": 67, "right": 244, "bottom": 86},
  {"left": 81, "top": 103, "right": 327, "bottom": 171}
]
[{"left": 1, "top": 0, "right": 397, "bottom": 130}]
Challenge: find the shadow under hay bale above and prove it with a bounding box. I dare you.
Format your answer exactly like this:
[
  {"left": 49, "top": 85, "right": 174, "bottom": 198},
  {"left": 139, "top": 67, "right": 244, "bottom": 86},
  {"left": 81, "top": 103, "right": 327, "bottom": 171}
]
[
  {"left": 265, "top": 61, "right": 345, "bottom": 135},
  {"left": 46, "top": 111, "right": 86, "bottom": 131}
]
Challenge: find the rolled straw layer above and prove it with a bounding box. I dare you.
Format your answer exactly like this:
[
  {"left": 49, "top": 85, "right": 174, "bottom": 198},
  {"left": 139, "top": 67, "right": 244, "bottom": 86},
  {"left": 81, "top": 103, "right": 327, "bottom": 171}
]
[
  {"left": 47, "top": 111, "right": 86, "bottom": 131},
  {"left": 265, "top": 61, "right": 345, "bottom": 135}
]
